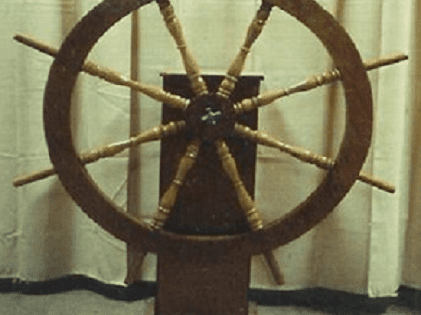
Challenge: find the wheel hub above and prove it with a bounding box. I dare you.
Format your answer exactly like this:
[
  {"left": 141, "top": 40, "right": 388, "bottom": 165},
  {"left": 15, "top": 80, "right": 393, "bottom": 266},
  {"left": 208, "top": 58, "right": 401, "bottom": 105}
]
[{"left": 185, "top": 93, "right": 235, "bottom": 142}]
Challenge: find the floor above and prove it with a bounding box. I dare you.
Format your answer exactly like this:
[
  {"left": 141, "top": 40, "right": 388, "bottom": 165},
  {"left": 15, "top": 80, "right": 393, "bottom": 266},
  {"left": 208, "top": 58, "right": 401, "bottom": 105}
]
[{"left": 1, "top": 290, "right": 420, "bottom": 315}]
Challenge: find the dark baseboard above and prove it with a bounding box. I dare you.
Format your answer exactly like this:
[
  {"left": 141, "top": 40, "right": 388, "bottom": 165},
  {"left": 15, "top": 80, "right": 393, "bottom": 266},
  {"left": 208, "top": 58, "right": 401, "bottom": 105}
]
[
  {"left": 0, "top": 276, "right": 419, "bottom": 314},
  {"left": 248, "top": 288, "right": 394, "bottom": 314},
  {"left": 0, "top": 275, "right": 155, "bottom": 301}
]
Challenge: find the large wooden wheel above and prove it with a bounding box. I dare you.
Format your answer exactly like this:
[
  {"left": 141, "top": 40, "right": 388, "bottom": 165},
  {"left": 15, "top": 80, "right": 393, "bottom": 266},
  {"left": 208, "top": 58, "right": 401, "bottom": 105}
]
[{"left": 14, "top": 0, "right": 404, "bottom": 258}]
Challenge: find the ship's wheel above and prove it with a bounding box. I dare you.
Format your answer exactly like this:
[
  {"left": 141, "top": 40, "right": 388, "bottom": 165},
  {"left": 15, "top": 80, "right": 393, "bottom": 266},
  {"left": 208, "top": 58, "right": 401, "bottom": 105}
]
[{"left": 13, "top": 0, "right": 406, "bottom": 314}]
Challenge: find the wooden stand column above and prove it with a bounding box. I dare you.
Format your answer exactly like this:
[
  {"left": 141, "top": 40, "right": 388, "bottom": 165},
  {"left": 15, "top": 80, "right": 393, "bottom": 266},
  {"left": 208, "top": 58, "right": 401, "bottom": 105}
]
[
  {"left": 156, "top": 246, "right": 251, "bottom": 315},
  {"left": 156, "top": 74, "right": 263, "bottom": 315}
]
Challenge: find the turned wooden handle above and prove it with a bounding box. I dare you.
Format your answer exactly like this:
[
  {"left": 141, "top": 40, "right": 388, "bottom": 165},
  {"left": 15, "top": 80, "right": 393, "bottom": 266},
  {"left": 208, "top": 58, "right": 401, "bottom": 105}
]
[
  {"left": 357, "top": 172, "right": 396, "bottom": 193},
  {"left": 157, "top": 1, "right": 207, "bottom": 96},
  {"left": 13, "top": 121, "right": 185, "bottom": 187},
  {"left": 12, "top": 167, "right": 58, "bottom": 188},
  {"left": 235, "top": 124, "right": 396, "bottom": 193},
  {"left": 13, "top": 33, "right": 188, "bottom": 109},
  {"left": 216, "top": 140, "right": 263, "bottom": 230},
  {"left": 234, "top": 52, "right": 408, "bottom": 114},
  {"left": 215, "top": 139, "right": 284, "bottom": 284},
  {"left": 82, "top": 121, "right": 185, "bottom": 163},
  {"left": 299, "top": 51, "right": 408, "bottom": 92},
  {"left": 363, "top": 51, "right": 408, "bottom": 71},
  {"left": 150, "top": 139, "right": 200, "bottom": 230},
  {"left": 218, "top": 4, "right": 272, "bottom": 99}
]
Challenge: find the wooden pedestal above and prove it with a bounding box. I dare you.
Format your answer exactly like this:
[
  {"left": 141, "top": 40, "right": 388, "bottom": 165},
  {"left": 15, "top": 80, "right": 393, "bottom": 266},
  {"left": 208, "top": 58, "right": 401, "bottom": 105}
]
[
  {"left": 156, "top": 74, "right": 262, "bottom": 315},
  {"left": 156, "top": 247, "right": 251, "bottom": 315}
]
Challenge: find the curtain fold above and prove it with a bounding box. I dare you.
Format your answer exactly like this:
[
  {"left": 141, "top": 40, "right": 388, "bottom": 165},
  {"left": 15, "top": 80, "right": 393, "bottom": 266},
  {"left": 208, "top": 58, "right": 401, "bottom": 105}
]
[
  {"left": 403, "top": 0, "right": 421, "bottom": 290},
  {"left": 1, "top": 0, "right": 418, "bottom": 296},
  {"left": 366, "top": 0, "right": 413, "bottom": 297}
]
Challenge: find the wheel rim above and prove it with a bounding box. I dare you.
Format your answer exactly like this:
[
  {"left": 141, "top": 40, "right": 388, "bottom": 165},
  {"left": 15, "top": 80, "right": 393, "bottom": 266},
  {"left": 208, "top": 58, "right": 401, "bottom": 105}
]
[{"left": 44, "top": 0, "right": 372, "bottom": 255}]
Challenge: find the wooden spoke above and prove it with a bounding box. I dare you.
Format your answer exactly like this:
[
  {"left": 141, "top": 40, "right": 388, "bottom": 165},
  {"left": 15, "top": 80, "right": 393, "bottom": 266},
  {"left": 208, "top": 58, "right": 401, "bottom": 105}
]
[
  {"left": 235, "top": 124, "right": 396, "bottom": 193},
  {"left": 150, "top": 139, "right": 201, "bottom": 230},
  {"left": 215, "top": 140, "right": 263, "bottom": 230},
  {"left": 156, "top": 0, "right": 208, "bottom": 96},
  {"left": 13, "top": 33, "right": 188, "bottom": 110},
  {"left": 217, "top": 2, "right": 272, "bottom": 99},
  {"left": 234, "top": 52, "right": 408, "bottom": 114},
  {"left": 12, "top": 121, "right": 185, "bottom": 187},
  {"left": 215, "top": 139, "right": 284, "bottom": 285}
]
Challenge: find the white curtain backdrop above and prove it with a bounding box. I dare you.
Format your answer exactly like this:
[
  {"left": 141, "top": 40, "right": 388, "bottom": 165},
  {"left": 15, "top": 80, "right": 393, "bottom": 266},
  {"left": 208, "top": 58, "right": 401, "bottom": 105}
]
[{"left": 0, "top": 0, "right": 418, "bottom": 297}]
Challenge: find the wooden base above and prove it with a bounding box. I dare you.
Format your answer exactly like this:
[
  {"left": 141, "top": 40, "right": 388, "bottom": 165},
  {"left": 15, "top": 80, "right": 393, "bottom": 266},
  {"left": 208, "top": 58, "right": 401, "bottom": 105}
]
[
  {"left": 148, "top": 298, "right": 258, "bottom": 315},
  {"left": 153, "top": 74, "right": 263, "bottom": 315},
  {"left": 156, "top": 247, "right": 251, "bottom": 315}
]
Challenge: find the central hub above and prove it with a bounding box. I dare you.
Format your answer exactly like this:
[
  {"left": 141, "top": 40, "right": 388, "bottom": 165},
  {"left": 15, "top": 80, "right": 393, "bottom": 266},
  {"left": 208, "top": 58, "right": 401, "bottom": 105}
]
[
  {"left": 201, "top": 107, "right": 222, "bottom": 126},
  {"left": 185, "top": 93, "right": 235, "bottom": 142}
]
